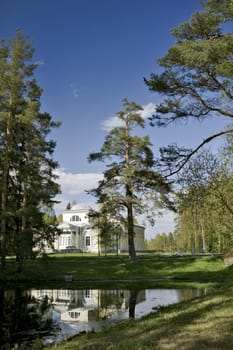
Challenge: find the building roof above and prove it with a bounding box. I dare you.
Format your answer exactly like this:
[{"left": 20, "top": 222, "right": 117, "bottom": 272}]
[{"left": 63, "top": 203, "right": 93, "bottom": 214}]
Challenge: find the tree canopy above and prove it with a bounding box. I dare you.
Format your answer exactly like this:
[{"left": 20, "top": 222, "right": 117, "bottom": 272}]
[
  {"left": 88, "top": 98, "right": 173, "bottom": 261},
  {"left": 0, "top": 30, "right": 60, "bottom": 271},
  {"left": 145, "top": 0, "right": 233, "bottom": 175}
]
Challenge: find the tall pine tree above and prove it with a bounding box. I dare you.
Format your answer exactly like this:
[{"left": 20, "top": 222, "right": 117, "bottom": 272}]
[
  {"left": 145, "top": 0, "right": 233, "bottom": 175},
  {"left": 88, "top": 99, "right": 173, "bottom": 261},
  {"left": 0, "top": 30, "right": 60, "bottom": 271}
]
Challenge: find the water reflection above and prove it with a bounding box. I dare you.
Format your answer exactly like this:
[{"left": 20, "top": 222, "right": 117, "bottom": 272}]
[
  {"left": 0, "top": 287, "right": 207, "bottom": 348},
  {"left": 0, "top": 288, "right": 56, "bottom": 349}
]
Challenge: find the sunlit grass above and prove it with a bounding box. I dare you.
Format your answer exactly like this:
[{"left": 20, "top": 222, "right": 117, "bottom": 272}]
[
  {"left": 1, "top": 253, "right": 232, "bottom": 349},
  {"left": 47, "top": 289, "right": 233, "bottom": 350},
  {"left": 0, "top": 254, "right": 227, "bottom": 288}
]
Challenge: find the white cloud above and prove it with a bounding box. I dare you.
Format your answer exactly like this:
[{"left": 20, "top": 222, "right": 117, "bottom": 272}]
[
  {"left": 72, "top": 88, "right": 79, "bottom": 98},
  {"left": 101, "top": 102, "right": 156, "bottom": 132},
  {"left": 54, "top": 169, "right": 103, "bottom": 213},
  {"left": 69, "top": 83, "right": 79, "bottom": 98},
  {"left": 57, "top": 169, "right": 103, "bottom": 195},
  {"left": 101, "top": 115, "right": 124, "bottom": 131},
  {"left": 140, "top": 102, "right": 156, "bottom": 119},
  {"left": 35, "top": 59, "right": 45, "bottom": 66}
]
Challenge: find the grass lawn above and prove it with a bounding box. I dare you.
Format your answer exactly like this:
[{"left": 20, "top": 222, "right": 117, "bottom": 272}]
[{"left": 0, "top": 253, "right": 227, "bottom": 288}]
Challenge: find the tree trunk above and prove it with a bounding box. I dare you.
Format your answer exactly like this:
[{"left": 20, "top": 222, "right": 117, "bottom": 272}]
[
  {"left": 200, "top": 217, "right": 206, "bottom": 253},
  {"left": 127, "top": 199, "right": 137, "bottom": 262},
  {"left": 16, "top": 188, "right": 27, "bottom": 273},
  {"left": 1, "top": 99, "right": 13, "bottom": 271},
  {"left": 129, "top": 290, "right": 139, "bottom": 318},
  {"left": 0, "top": 154, "right": 9, "bottom": 272},
  {"left": 0, "top": 198, "right": 7, "bottom": 271}
]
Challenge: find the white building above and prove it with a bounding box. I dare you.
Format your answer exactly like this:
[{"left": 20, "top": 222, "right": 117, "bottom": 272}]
[{"left": 54, "top": 204, "right": 145, "bottom": 254}]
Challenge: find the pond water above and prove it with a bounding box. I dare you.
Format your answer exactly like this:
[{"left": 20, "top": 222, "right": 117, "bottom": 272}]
[{"left": 0, "top": 287, "right": 207, "bottom": 349}]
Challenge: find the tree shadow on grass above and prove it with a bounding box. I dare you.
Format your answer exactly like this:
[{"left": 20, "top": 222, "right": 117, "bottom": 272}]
[
  {"left": 74, "top": 291, "right": 233, "bottom": 350},
  {"left": 122, "top": 292, "right": 233, "bottom": 350}
]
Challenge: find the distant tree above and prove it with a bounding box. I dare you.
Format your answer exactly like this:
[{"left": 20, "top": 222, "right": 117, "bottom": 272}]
[
  {"left": 66, "top": 202, "right": 72, "bottom": 210},
  {"left": 88, "top": 99, "right": 173, "bottom": 261},
  {"left": 56, "top": 213, "right": 63, "bottom": 224},
  {"left": 72, "top": 200, "right": 77, "bottom": 206},
  {"left": 144, "top": 0, "right": 233, "bottom": 175},
  {"left": 89, "top": 202, "right": 123, "bottom": 256},
  {"left": 176, "top": 150, "right": 221, "bottom": 252},
  {"left": 43, "top": 208, "right": 57, "bottom": 226},
  {"left": 0, "top": 30, "right": 60, "bottom": 271},
  {"left": 146, "top": 233, "right": 171, "bottom": 253},
  {"left": 175, "top": 146, "right": 233, "bottom": 253}
]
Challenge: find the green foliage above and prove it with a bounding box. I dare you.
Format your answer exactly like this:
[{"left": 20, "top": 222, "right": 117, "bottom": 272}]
[
  {"left": 145, "top": 0, "right": 233, "bottom": 175},
  {"left": 146, "top": 232, "right": 177, "bottom": 253},
  {"left": 89, "top": 204, "right": 123, "bottom": 256},
  {"left": 88, "top": 99, "right": 172, "bottom": 261},
  {"left": 66, "top": 202, "right": 71, "bottom": 210},
  {"left": 0, "top": 289, "right": 54, "bottom": 349},
  {"left": 175, "top": 145, "right": 233, "bottom": 253},
  {"left": 0, "top": 30, "right": 60, "bottom": 271}
]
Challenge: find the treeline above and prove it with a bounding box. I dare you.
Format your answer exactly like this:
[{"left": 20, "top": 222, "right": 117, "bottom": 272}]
[
  {"left": 145, "top": 233, "right": 177, "bottom": 254},
  {"left": 175, "top": 140, "right": 233, "bottom": 254},
  {"left": 0, "top": 30, "right": 60, "bottom": 271},
  {"left": 146, "top": 136, "right": 233, "bottom": 254}
]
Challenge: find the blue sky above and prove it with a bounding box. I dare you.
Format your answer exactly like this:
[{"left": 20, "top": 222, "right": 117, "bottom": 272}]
[{"left": 1, "top": 0, "right": 230, "bottom": 237}]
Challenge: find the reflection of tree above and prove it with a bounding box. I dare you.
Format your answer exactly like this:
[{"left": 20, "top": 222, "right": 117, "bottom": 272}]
[
  {"left": 0, "top": 289, "right": 6, "bottom": 348},
  {"left": 99, "top": 290, "right": 125, "bottom": 319},
  {"left": 129, "top": 290, "right": 139, "bottom": 319},
  {"left": 0, "top": 288, "right": 55, "bottom": 349},
  {"left": 100, "top": 290, "right": 124, "bottom": 309},
  {"left": 177, "top": 288, "right": 207, "bottom": 301}
]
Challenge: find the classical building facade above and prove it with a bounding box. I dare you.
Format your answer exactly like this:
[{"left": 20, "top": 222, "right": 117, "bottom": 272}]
[{"left": 54, "top": 204, "right": 145, "bottom": 253}]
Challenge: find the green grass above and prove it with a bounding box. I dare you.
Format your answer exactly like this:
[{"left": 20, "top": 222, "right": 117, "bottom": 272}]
[
  {"left": 2, "top": 253, "right": 233, "bottom": 349},
  {"left": 47, "top": 288, "right": 233, "bottom": 350},
  {"left": 0, "top": 254, "right": 226, "bottom": 286}
]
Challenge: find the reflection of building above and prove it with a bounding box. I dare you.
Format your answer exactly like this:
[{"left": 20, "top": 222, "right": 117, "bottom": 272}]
[
  {"left": 53, "top": 204, "right": 145, "bottom": 253},
  {"left": 30, "top": 289, "right": 146, "bottom": 323}
]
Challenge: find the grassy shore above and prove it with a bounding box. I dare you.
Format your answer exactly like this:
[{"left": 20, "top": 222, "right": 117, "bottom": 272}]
[
  {"left": 1, "top": 253, "right": 233, "bottom": 349},
  {"left": 47, "top": 288, "right": 233, "bottom": 350},
  {"left": 41, "top": 254, "right": 233, "bottom": 350}
]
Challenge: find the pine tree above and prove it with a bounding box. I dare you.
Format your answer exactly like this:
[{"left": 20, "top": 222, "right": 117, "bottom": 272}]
[
  {"left": 88, "top": 99, "right": 173, "bottom": 261},
  {"left": 0, "top": 30, "right": 60, "bottom": 271},
  {"left": 145, "top": 0, "right": 233, "bottom": 175}
]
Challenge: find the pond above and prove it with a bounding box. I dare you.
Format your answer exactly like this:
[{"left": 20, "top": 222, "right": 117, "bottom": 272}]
[{"left": 0, "top": 287, "right": 207, "bottom": 349}]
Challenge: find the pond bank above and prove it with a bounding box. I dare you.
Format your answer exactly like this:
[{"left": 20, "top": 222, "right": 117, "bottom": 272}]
[{"left": 46, "top": 287, "right": 233, "bottom": 350}]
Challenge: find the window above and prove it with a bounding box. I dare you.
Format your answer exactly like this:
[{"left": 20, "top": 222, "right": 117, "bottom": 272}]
[
  {"left": 86, "top": 236, "right": 91, "bottom": 246},
  {"left": 58, "top": 289, "right": 72, "bottom": 299},
  {"left": 60, "top": 235, "right": 71, "bottom": 247},
  {"left": 70, "top": 215, "right": 81, "bottom": 222},
  {"left": 84, "top": 290, "right": 92, "bottom": 299},
  {"left": 37, "top": 290, "right": 49, "bottom": 298},
  {"left": 69, "top": 311, "right": 80, "bottom": 319}
]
